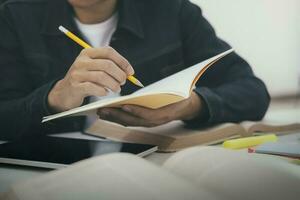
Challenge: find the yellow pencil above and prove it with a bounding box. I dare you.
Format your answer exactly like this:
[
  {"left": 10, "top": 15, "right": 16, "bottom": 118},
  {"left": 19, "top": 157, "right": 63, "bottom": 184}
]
[{"left": 58, "top": 25, "right": 144, "bottom": 88}]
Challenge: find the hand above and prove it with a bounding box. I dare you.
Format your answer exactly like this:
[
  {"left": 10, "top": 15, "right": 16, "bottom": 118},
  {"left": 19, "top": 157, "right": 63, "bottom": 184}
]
[
  {"left": 48, "top": 47, "right": 134, "bottom": 112},
  {"left": 97, "top": 92, "right": 204, "bottom": 127}
]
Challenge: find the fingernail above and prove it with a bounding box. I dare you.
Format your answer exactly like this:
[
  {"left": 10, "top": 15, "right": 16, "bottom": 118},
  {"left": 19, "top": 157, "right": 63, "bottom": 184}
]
[
  {"left": 122, "top": 106, "right": 131, "bottom": 112},
  {"left": 128, "top": 65, "right": 135, "bottom": 75}
]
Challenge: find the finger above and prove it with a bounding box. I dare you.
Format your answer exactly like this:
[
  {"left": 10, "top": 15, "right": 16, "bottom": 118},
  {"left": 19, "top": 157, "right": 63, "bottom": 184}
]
[
  {"left": 121, "top": 105, "right": 154, "bottom": 119},
  {"left": 122, "top": 105, "right": 174, "bottom": 123},
  {"left": 98, "top": 108, "right": 158, "bottom": 127},
  {"left": 81, "top": 47, "right": 134, "bottom": 76},
  {"left": 86, "top": 59, "right": 127, "bottom": 84},
  {"left": 77, "top": 71, "right": 121, "bottom": 93},
  {"left": 78, "top": 82, "right": 108, "bottom": 97}
]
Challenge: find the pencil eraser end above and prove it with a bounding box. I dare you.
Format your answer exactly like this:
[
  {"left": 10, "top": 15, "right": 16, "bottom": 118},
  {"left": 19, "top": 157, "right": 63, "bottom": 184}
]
[{"left": 58, "top": 25, "right": 68, "bottom": 33}]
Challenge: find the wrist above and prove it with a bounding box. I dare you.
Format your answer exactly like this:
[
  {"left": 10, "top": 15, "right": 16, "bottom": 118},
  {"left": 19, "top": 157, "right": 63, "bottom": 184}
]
[
  {"left": 47, "top": 80, "right": 66, "bottom": 112},
  {"left": 180, "top": 92, "right": 203, "bottom": 121}
]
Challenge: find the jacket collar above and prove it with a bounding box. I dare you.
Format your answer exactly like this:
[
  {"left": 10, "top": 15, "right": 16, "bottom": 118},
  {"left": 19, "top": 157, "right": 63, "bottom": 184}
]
[{"left": 41, "top": 0, "right": 144, "bottom": 39}]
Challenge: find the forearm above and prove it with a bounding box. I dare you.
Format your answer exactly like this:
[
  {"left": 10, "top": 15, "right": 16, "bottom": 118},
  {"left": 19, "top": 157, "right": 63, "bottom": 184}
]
[
  {"left": 0, "top": 82, "right": 56, "bottom": 140},
  {"left": 197, "top": 77, "right": 270, "bottom": 124},
  {"left": 0, "top": 83, "right": 86, "bottom": 140}
]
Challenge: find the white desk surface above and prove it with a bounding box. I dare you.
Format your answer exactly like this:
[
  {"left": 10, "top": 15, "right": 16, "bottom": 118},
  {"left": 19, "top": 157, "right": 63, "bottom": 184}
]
[{"left": 0, "top": 100, "right": 300, "bottom": 193}]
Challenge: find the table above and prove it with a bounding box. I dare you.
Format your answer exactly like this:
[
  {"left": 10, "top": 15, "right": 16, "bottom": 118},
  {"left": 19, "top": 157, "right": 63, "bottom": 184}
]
[{"left": 1, "top": 99, "right": 300, "bottom": 193}]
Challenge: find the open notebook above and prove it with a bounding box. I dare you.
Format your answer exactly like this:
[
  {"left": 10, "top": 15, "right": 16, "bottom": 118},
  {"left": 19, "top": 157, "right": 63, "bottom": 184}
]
[
  {"left": 42, "top": 49, "right": 234, "bottom": 122},
  {"left": 3, "top": 147, "right": 300, "bottom": 200}
]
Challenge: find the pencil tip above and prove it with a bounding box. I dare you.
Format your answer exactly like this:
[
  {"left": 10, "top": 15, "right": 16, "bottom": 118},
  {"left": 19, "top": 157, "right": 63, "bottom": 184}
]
[{"left": 136, "top": 81, "right": 144, "bottom": 88}]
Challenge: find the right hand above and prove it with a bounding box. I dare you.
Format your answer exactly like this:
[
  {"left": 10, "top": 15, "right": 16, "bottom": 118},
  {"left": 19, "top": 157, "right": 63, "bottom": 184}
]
[{"left": 48, "top": 47, "right": 134, "bottom": 112}]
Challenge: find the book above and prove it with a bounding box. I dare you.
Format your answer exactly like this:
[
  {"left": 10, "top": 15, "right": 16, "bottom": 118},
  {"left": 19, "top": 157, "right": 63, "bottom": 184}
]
[
  {"left": 42, "top": 49, "right": 234, "bottom": 122},
  {"left": 255, "top": 142, "right": 300, "bottom": 158},
  {"left": 2, "top": 146, "right": 300, "bottom": 200},
  {"left": 86, "top": 119, "right": 300, "bottom": 152},
  {"left": 253, "top": 133, "right": 300, "bottom": 158}
]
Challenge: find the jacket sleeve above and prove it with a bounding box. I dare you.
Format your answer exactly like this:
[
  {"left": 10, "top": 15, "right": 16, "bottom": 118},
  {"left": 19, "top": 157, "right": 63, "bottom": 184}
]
[
  {"left": 179, "top": 0, "right": 270, "bottom": 126},
  {"left": 0, "top": 7, "right": 57, "bottom": 140}
]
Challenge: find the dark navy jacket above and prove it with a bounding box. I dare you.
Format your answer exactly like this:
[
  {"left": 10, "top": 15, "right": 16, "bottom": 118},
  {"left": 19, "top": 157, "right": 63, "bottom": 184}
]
[{"left": 0, "top": 0, "right": 270, "bottom": 140}]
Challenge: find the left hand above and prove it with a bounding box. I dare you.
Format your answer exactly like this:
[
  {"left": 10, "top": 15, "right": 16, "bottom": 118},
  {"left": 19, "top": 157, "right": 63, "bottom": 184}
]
[{"left": 97, "top": 92, "right": 204, "bottom": 127}]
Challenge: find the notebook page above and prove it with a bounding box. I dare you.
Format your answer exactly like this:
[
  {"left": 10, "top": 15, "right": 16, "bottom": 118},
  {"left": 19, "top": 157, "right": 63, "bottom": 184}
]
[
  {"left": 4, "top": 153, "right": 219, "bottom": 200},
  {"left": 133, "top": 49, "right": 234, "bottom": 97},
  {"left": 163, "top": 146, "right": 300, "bottom": 200}
]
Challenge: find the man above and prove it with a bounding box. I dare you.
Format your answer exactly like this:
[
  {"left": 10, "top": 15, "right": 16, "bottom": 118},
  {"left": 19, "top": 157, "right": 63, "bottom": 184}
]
[{"left": 0, "top": 0, "right": 270, "bottom": 140}]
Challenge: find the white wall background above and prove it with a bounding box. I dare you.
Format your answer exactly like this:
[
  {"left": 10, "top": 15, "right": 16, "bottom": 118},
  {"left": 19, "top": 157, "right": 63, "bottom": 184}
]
[{"left": 191, "top": 0, "right": 300, "bottom": 97}]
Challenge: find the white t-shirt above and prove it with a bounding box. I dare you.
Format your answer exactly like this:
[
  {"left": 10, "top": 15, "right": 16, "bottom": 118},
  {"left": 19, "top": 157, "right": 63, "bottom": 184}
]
[
  {"left": 74, "top": 13, "right": 118, "bottom": 48},
  {"left": 74, "top": 13, "right": 120, "bottom": 128}
]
